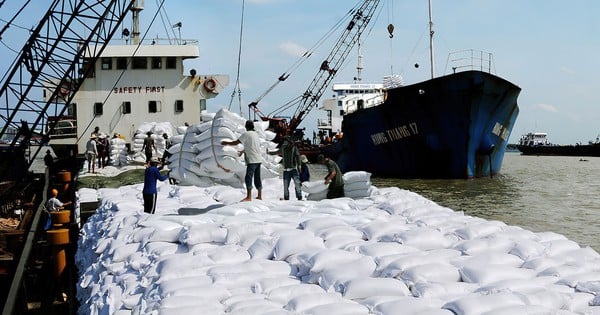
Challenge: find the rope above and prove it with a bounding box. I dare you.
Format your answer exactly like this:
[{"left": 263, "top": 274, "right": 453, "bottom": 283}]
[
  {"left": 248, "top": 2, "right": 356, "bottom": 110},
  {"left": 228, "top": 0, "right": 245, "bottom": 116}
]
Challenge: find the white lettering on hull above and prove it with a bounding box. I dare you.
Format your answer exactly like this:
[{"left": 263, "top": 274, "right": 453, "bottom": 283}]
[
  {"left": 370, "top": 122, "right": 419, "bottom": 146},
  {"left": 492, "top": 122, "right": 509, "bottom": 141}
]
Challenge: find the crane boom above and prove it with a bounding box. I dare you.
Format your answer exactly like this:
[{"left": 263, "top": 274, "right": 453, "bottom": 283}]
[
  {"left": 288, "top": 0, "right": 380, "bottom": 132},
  {"left": 0, "top": 0, "right": 134, "bottom": 178}
]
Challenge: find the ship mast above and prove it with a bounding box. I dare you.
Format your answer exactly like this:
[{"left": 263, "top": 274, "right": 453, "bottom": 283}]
[
  {"left": 428, "top": 0, "right": 435, "bottom": 78},
  {"left": 131, "top": 0, "right": 144, "bottom": 45},
  {"left": 355, "top": 37, "right": 363, "bottom": 83}
]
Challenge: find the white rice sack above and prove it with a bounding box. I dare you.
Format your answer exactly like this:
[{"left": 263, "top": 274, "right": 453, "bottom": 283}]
[
  {"left": 303, "top": 301, "right": 370, "bottom": 315},
  {"left": 342, "top": 171, "right": 371, "bottom": 183},
  {"left": 159, "top": 276, "right": 213, "bottom": 295},
  {"left": 308, "top": 249, "right": 366, "bottom": 273},
  {"left": 453, "top": 220, "right": 507, "bottom": 240},
  {"left": 307, "top": 190, "right": 328, "bottom": 201},
  {"left": 359, "top": 218, "right": 409, "bottom": 241},
  {"left": 179, "top": 224, "right": 228, "bottom": 245},
  {"left": 459, "top": 264, "right": 537, "bottom": 284},
  {"left": 341, "top": 277, "right": 410, "bottom": 299},
  {"left": 542, "top": 239, "right": 581, "bottom": 257},
  {"left": 390, "top": 228, "right": 453, "bottom": 250},
  {"left": 508, "top": 239, "right": 548, "bottom": 261},
  {"left": 247, "top": 236, "right": 277, "bottom": 259},
  {"left": 267, "top": 283, "right": 326, "bottom": 304},
  {"left": 343, "top": 180, "right": 372, "bottom": 192},
  {"left": 251, "top": 276, "right": 301, "bottom": 294},
  {"left": 442, "top": 292, "right": 527, "bottom": 315},
  {"left": 479, "top": 305, "right": 558, "bottom": 315},
  {"left": 411, "top": 281, "right": 479, "bottom": 299},
  {"left": 358, "top": 241, "right": 419, "bottom": 258},
  {"left": 284, "top": 292, "right": 344, "bottom": 313},
  {"left": 373, "top": 296, "right": 447, "bottom": 315},
  {"left": 400, "top": 263, "right": 461, "bottom": 284},
  {"left": 273, "top": 231, "right": 324, "bottom": 260},
  {"left": 453, "top": 237, "right": 516, "bottom": 256},
  {"left": 344, "top": 186, "right": 375, "bottom": 199},
  {"left": 318, "top": 256, "right": 377, "bottom": 291},
  {"left": 302, "top": 180, "right": 328, "bottom": 194}
]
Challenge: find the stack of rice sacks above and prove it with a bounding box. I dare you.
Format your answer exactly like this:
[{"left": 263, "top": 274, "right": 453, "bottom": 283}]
[
  {"left": 109, "top": 136, "right": 128, "bottom": 167},
  {"left": 131, "top": 122, "right": 174, "bottom": 163},
  {"left": 302, "top": 171, "right": 374, "bottom": 200},
  {"left": 167, "top": 109, "right": 281, "bottom": 188}
]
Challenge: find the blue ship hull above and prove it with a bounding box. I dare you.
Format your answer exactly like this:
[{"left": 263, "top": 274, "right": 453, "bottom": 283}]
[{"left": 333, "top": 70, "right": 520, "bottom": 179}]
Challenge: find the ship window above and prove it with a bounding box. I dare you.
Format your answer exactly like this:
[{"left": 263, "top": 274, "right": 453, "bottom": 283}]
[
  {"left": 94, "top": 102, "right": 103, "bottom": 115},
  {"left": 81, "top": 59, "right": 95, "bottom": 78},
  {"left": 148, "top": 100, "right": 161, "bottom": 113},
  {"left": 116, "top": 57, "right": 128, "bottom": 70},
  {"left": 132, "top": 57, "right": 147, "bottom": 69},
  {"left": 122, "top": 101, "right": 131, "bottom": 114},
  {"left": 199, "top": 99, "right": 206, "bottom": 111},
  {"left": 67, "top": 103, "right": 76, "bottom": 117},
  {"left": 101, "top": 58, "right": 112, "bottom": 70},
  {"left": 175, "top": 100, "right": 183, "bottom": 112},
  {"left": 152, "top": 57, "right": 162, "bottom": 69},
  {"left": 166, "top": 57, "right": 176, "bottom": 69}
]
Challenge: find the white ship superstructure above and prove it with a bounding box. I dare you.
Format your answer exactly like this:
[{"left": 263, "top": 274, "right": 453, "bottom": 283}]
[
  {"left": 318, "top": 82, "right": 384, "bottom": 136},
  {"left": 46, "top": 1, "right": 228, "bottom": 154}
]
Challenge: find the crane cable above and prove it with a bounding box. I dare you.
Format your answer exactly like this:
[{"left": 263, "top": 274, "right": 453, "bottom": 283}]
[
  {"left": 228, "top": 0, "right": 245, "bottom": 116},
  {"left": 249, "top": 3, "right": 358, "bottom": 111}
]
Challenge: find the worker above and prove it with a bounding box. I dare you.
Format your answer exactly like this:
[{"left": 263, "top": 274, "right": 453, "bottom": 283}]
[
  {"left": 221, "top": 120, "right": 263, "bottom": 201},
  {"left": 317, "top": 154, "right": 344, "bottom": 199},
  {"left": 299, "top": 154, "right": 310, "bottom": 183},
  {"left": 269, "top": 135, "right": 302, "bottom": 200},
  {"left": 141, "top": 131, "right": 157, "bottom": 163},
  {"left": 44, "top": 188, "right": 72, "bottom": 230},
  {"left": 142, "top": 157, "right": 169, "bottom": 214},
  {"left": 85, "top": 134, "right": 98, "bottom": 173}
]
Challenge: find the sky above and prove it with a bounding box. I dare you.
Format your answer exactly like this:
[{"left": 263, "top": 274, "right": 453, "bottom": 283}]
[{"left": 1, "top": 0, "right": 599, "bottom": 145}]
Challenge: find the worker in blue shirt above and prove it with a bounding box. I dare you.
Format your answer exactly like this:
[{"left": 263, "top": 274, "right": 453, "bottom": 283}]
[{"left": 143, "top": 157, "right": 169, "bottom": 214}]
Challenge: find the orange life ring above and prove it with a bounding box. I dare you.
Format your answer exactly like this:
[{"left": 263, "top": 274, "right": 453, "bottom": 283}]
[{"left": 203, "top": 78, "right": 217, "bottom": 92}]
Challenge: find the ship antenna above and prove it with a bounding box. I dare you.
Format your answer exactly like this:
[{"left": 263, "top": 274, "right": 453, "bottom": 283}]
[
  {"left": 131, "top": 0, "right": 144, "bottom": 45},
  {"left": 428, "top": 0, "right": 435, "bottom": 78}
]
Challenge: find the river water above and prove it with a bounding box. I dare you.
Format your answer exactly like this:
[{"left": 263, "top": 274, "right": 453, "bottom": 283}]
[{"left": 312, "top": 153, "right": 600, "bottom": 252}]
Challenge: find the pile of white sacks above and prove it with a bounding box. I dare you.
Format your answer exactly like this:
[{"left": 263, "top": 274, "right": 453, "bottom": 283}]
[
  {"left": 130, "top": 122, "right": 175, "bottom": 164},
  {"left": 165, "top": 109, "right": 281, "bottom": 188},
  {"left": 75, "top": 175, "right": 600, "bottom": 315}
]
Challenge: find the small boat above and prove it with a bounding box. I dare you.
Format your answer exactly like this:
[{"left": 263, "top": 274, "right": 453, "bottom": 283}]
[{"left": 516, "top": 132, "right": 600, "bottom": 157}]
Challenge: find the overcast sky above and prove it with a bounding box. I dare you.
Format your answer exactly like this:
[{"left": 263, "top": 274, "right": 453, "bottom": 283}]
[{"left": 2, "top": 0, "right": 599, "bottom": 144}]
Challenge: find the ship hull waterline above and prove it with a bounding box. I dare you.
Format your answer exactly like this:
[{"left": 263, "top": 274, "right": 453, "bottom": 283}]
[{"left": 332, "top": 70, "right": 521, "bottom": 179}]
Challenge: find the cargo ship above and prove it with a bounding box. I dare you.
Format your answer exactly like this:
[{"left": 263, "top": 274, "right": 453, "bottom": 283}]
[
  {"left": 517, "top": 132, "right": 600, "bottom": 157},
  {"left": 317, "top": 1, "right": 520, "bottom": 179},
  {"left": 319, "top": 66, "right": 520, "bottom": 179}
]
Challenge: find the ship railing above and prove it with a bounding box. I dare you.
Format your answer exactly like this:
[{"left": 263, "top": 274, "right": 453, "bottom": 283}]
[
  {"left": 443, "top": 49, "right": 496, "bottom": 75},
  {"left": 110, "top": 37, "right": 199, "bottom": 46},
  {"left": 317, "top": 119, "right": 331, "bottom": 128}
]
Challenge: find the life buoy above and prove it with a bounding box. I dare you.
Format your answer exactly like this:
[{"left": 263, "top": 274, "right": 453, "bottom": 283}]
[{"left": 203, "top": 78, "right": 217, "bottom": 92}]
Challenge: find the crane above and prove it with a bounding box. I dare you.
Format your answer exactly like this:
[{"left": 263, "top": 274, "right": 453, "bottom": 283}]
[
  {"left": 249, "top": 0, "right": 381, "bottom": 143},
  {"left": 0, "top": 0, "right": 135, "bottom": 180}
]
